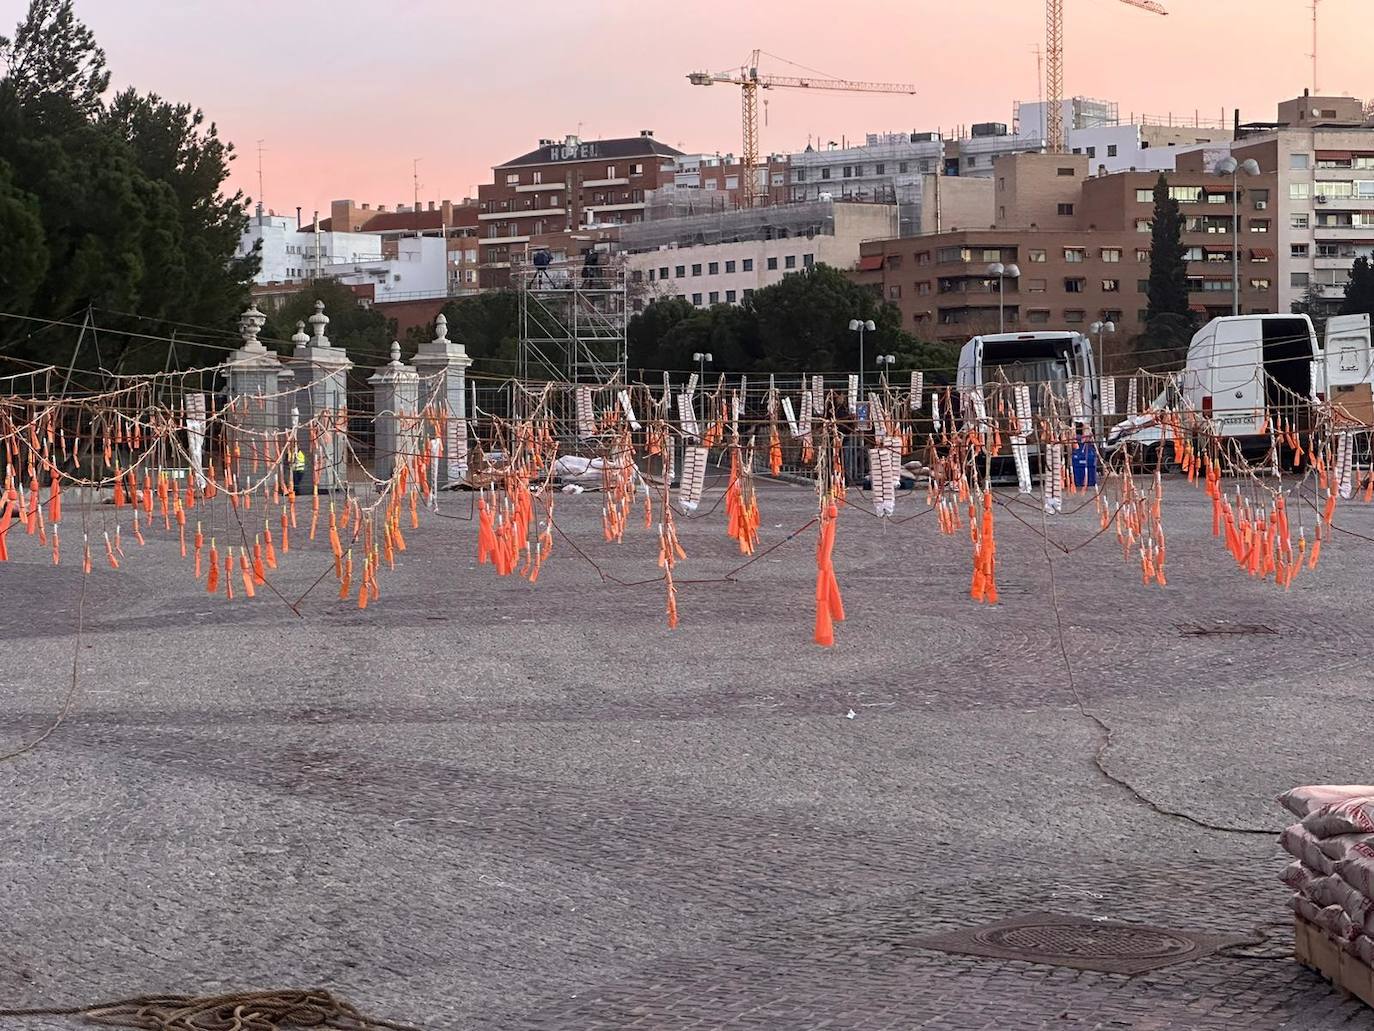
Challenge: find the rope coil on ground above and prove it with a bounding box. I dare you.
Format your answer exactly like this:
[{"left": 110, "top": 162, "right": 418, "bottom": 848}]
[{"left": 0, "top": 989, "right": 423, "bottom": 1031}]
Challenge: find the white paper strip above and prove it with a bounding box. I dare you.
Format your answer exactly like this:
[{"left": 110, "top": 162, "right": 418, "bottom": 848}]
[
  {"left": 1012, "top": 436, "right": 1032, "bottom": 494},
  {"left": 1127, "top": 377, "right": 1138, "bottom": 416},
  {"left": 617, "top": 389, "right": 640, "bottom": 431},
  {"left": 575, "top": 385, "right": 595, "bottom": 439},
  {"left": 679, "top": 445, "right": 708, "bottom": 512},
  {"left": 1044, "top": 443, "right": 1064, "bottom": 514},
  {"left": 1336, "top": 429, "right": 1354, "bottom": 499},
  {"left": 798, "top": 390, "right": 813, "bottom": 440},
  {"left": 847, "top": 374, "right": 859, "bottom": 412},
  {"left": 1014, "top": 384, "right": 1032, "bottom": 436},
  {"left": 1100, "top": 377, "right": 1116, "bottom": 418},
  {"left": 676, "top": 393, "right": 699, "bottom": 440},
  {"left": 869, "top": 393, "right": 888, "bottom": 438},
  {"left": 782, "top": 396, "right": 801, "bottom": 437},
  {"left": 909, "top": 372, "right": 923, "bottom": 411}
]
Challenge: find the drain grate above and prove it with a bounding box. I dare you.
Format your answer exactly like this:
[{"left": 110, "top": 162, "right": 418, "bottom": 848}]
[
  {"left": 918, "top": 912, "right": 1244, "bottom": 975},
  {"left": 1176, "top": 621, "right": 1277, "bottom": 637}
]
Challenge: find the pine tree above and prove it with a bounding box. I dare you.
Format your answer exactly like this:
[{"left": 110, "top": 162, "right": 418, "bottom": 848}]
[{"left": 1146, "top": 174, "right": 1189, "bottom": 322}]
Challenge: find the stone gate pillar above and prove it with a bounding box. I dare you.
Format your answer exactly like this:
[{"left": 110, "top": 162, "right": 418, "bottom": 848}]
[
  {"left": 368, "top": 342, "right": 420, "bottom": 483},
  {"left": 222, "top": 304, "right": 284, "bottom": 494},
  {"left": 410, "top": 313, "right": 473, "bottom": 487},
  {"left": 289, "top": 300, "right": 352, "bottom": 493}
]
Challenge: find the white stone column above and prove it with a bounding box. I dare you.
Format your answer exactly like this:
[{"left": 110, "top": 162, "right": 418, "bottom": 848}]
[
  {"left": 222, "top": 304, "right": 284, "bottom": 493},
  {"left": 289, "top": 300, "right": 353, "bottom": 493},
  {"left": 410, "top": 313, "right": 473, "bottom": 487},
  {"left": 368, "top": 342, "right": 420, "bottom": 483}
]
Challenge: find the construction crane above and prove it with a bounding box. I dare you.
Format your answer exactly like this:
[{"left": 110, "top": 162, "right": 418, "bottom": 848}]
[
  {"left": 1045, "top": 0, "right": 1167, "bottom": 153},
  {"left": 688, "top": 50, "right": 917, "bottom": 208}
]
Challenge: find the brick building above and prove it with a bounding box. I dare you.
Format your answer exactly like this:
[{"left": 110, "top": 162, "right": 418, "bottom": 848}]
[
  {"left": 477, "top": 132, "right": 684, "bottom": 287},
  {"left": 853, "top": 152, "right": 1281, "bottom": 366}
]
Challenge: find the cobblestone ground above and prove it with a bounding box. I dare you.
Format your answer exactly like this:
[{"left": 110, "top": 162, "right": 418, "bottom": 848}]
[{"left": 1, "top": 477, "right": 1372, "bottom": 1030}]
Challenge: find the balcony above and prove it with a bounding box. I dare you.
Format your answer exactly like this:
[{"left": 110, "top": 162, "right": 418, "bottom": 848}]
[
  {"left": 584, "top": 201, "right": 645, "bottom": 214},
  {"left": 480, "top": 235, "right": 530, "bottom": 246},
  {"left": 582, "top": 177, "right": 630, "bottom": 188},
  {"left": 480, "top": 206, "right": 564, "bottom": 221},
  {"left": 515, "top": 183, "right": 559, "bottom": 193},
  {"left": 1314, "top": 223, "right": 1374, "bottom": 239}
]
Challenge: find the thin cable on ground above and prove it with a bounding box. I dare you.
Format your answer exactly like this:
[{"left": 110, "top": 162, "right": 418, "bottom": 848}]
[{"left": 1038, "top": 507, "right": 1279, "bottom": 838}]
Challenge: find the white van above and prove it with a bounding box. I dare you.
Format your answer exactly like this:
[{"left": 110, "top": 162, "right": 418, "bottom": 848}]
[
  {"left": 1106, "top": 314, "right": 1324, "bottom": 451},
  {"left": 956, "top": 331, "right": 1100, "bottom": 424}
]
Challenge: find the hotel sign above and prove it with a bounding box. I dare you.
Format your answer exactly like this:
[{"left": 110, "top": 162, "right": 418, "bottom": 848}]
[{"left": 547, "top": 142, "right": 601, "bottom": 161}]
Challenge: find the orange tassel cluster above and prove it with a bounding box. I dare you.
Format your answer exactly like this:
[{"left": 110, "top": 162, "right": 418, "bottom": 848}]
[
  {"left": 969, "top": 491, "right": 998, "bottom": 604},
  {"left": 813, "top": 500, "right": 845, "bottom": 647},
  {"left": 724, "top": 448, "right": 760, "bottom": 555}
]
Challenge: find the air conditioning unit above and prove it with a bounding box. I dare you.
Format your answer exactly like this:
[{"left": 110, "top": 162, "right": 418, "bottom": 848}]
[
  {"left": 1316, "top": 195, "right": 1329, "bottom": 204},
  {"left": 1255, "top": 200, "right": 1268, "bottom": 210}
]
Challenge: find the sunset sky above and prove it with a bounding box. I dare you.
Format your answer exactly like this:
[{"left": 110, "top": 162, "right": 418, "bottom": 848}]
[{"left": 70, "top": 0, "right": 1371, "bottom": 216}]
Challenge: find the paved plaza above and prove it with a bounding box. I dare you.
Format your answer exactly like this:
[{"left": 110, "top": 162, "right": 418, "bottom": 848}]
[{"left": 2, "top": 478, "right": 1373, "bottom": 1030}]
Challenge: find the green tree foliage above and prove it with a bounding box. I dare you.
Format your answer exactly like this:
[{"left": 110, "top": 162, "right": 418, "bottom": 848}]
[
  {"left": 405, "top": 291, "right": 521, "bottom": 374},
  {"left": 1340, "top": 255, "right": 1374, "bottom": 318},
  {"left": 627, "top": 264, "right": 959, "bottom": 376},
  {"left": 0, "top": 0, "right": 255, "bottom": 374},
  {"left": 1145, "top": 174, "right": 1190, "bottom": 324}
]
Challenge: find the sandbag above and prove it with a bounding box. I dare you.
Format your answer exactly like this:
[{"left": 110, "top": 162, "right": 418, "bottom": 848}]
[
  {"left": 1291, "top": 894, "right": 1354, "bottom": 939},
  {"left": 1349, "top": 935, "right": 1374, "bottom": 967},
  {"left": 1280, "top": 860, "right": 1321, "bottom": 895},
  {"left": 1338, "top": 840, "right": 1374, "bottom": 901},
  {"left": 1280, "top": 785, "right": 1374, "bottom": 819},
  {"left": 1316, "top": 833, "right": 1374, "bottom": 863},
  {"left": 1281, "top": 823, "right": 1338, "bottom": 876},
  {"left": 1303, "top": 796, "right": 1374, "bottom": 838}
]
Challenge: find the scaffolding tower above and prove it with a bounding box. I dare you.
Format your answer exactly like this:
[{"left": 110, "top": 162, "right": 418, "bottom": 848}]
[{"left": 517, "top": 255, "right": 627, "bottom": 386}]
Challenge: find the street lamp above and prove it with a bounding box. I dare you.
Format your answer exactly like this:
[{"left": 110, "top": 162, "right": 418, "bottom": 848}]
[
  {"left": 848, "top": 318, "right": 876, "bottom": 393},
  {"left": 987, "top": 261, "right": 1021, "bottom": 333},
  {"left": 875, "top": 353, "right": 896, "bottom": 386},
  {"left": 693, "top": 351, "right": 713, "bottom": 384},
  {"left": 1215, "top": 156, "right": 1262, "bottom": 317}
]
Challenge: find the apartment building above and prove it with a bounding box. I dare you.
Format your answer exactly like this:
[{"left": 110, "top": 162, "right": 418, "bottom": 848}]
[
  {"left": 1210, "top": 93, "right": 1374, "bottom": 317},
  {"left": 621, "top": 201, "right": 899, "bottom": 311},
  {"left": 477, "top": 131, "right": 683, "bottom": 287},
  {"left": 853, "top": 152, "right": 1281, "bottom": 362},
  {"left": 238, "top": 211, "right": 383, "bottom": 286}
]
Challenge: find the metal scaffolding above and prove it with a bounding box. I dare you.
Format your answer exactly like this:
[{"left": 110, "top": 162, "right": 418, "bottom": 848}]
[{"left": 517, "top": 255, "right": 627, "bottom": 386}]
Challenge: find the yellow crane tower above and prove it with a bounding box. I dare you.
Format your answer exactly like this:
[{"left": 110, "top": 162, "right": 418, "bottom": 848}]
[
  {"left": 688, "top": 50, "right": 917, "bottom": 208},
  {"left": 1045, "top": 0, "right": 1167, "bottom": 153}
]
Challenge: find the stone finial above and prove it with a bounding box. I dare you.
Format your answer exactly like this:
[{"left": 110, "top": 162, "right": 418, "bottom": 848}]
[
  {"left": 239, "top": 304, "right": 267, "bottom": 349},
  {"left": 389, "top": 341, "right": 403, "bottom": 366},
  {"left": 291, "top": 320, "right": 309, "bottom": 349},
  {"left": 434, "top": 313, "right": 449, "bottom": 343},
  {"left": 308, "top": 300, "right": 330, "bottom": 345}
]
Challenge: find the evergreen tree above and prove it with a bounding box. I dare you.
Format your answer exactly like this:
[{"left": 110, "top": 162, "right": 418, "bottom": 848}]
[
  {"left": 1145, "top": 174, "right": 1189, "bottom": 322},
  {"left": 1340, "top": 255, "right": 1374, "bottom": 318}
]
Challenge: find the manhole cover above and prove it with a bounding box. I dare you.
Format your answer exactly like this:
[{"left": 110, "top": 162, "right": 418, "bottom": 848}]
[{"left": 919, "top": 912, "right": 1245, "bottom": 975}]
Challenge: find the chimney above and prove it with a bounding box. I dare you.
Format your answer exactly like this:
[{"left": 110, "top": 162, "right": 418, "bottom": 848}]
[
  {"left": 362, "top": 203, "right": 371, "bottom": 210},
  {"left": 428, "top": 201, "right": 436, "bottom": 211},
  {"left": 641, "top": 129, "right": 654, "bottom": 137},
  {"left": 296, "top": 206, "right": 302, "bottom": 229},
  {"left": 379, "top": 205, "right": 387, "bottom": 212}
]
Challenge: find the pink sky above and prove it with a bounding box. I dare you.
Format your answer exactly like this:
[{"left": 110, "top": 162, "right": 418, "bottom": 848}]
[{"left": 75, "top": 0, "right": 1370, "bottom": 216}]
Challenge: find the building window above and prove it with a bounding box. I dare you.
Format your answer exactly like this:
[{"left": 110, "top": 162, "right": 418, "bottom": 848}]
[
  {"left": 1027, "top": 278, "right": 1047, "bottom": 293},
  {"left": 725, "top": 260, "right": 736, "bottom": 273},
  {"left": 1290, "top": 183, "right": 1311, "bottom": 200},
  {"left": 1102, "top": 279, "right": 1121, "bottom": 292},
  {"left": 1028, "top": 249, "right": 1047, "bottom": 263},
  {"left": 660, "top": 266, "right": 669, "bottom": 278},
  {"left": 1057, "top": 167, "right": 1075, "bottom": 177},
  {"left": 889, "top": 285, "right": 902, "bottom": 299},
  {"left": 1251, "top": 278, "right": 1271, "bottom": 291},
  {"left": 916, "top": 251, "right": 931, "bottom": 265},
  {"left": 1058, "top": 203, "right": 1075, "bottom": 216},
  {"left": 899, "top": 161, "right": 909, "bottom": 173},
  {"left": 708, "top": 261, "right": 719, "bottom": 275},
  {"left": 875, "top": 163, "right": 885, "bottom": 174},
  {"left": 795, "top": 169, "right": 808, "bottom": 182},
  {"left": 1107, "top": 144, "right": 1118, "bottom": 157},
  {"left": 1169, "top": 186, "right": 1203, "bottom": 203},
  {"left": 1136, "top": 218, "right": 1152, "bottom": 233},
  {"left": 999, "top": 205, "right": 1007, "bottom": 220},
  {"left": 1291, "top": 153, "right": 1310, "bottom": 170},
  {"left": 631, "top": 269, "right": 643, "bottom": 283},
  {"left": 606, "top": 165, "right": 617, "bottom": 179},
  {"left": 843, "top": 165, "right": 853, "bottom": 178},
  {"left": 1135, "top": 249, "right": 1150, "bottom": 262},
  {"left": 803, "top": 253, "right": 814, "bottom": 267},
  {"left": 631, "top": 163, "right": 643, "bottom": 175},
  {"left": 692, "top": 263, "right": 702, "bottom": 276},
  {"left": 692, "top": 292, "right": 703, "bottom": 305},
  {"left": 726, "top": 289, "right": 737, "bottom": 303},
  {"left": 675, "top": 265, "right": 685, "bottom": 278},
  {"left": 917, "top": 281, "right": 931, "bottom": 295},
  {"left": 709, "top": 291, "right": 719, "bottom": 304},
  {"left": 784, "top": 254, "right": 796, "bottom": 269},
  {"left": 966, "top": 156, "right": 977, "bottom": 167},
  {"left": 767, "top": 256, "right": 778, "bottom": 270},
  {"left": 506, "top": 173, "right": 520, "bottom": 185},
  {"left": 742, "top": 258, "right": 754, "bottom": 271},
  {"left": 821, "top": 168, "right": 831, "bottom": 180},
  {"left": 1064, "top": 248, "right": 1085, "bottom": 263},
  {"left": 647, "top": 269, "right": 655, "bottom": 282},
  {"left": 1251, "top": 219, "right": 1270, "bottom": 233},
  {"left": 1065, "top": 278, "right": 1086, "bottom": 292},
  {"left": 1101, "top": 248, "right": 1121, "bottom": 263},
  {"left": 725, "top": 175, "right": 739, "bottom": 190},
  {"left": 1064, "top": 309, "right": 1086, "bottom": 324},
  {"left": 742, "top": 288, "right": 754, "bottom": 300},
  {"left": 1291, "top": 243, "right": 1309, "bottom": 258},
  {"left": 1086, "top": 146, "right": 1096, "bottom": 159},
  {"left": 1137, "top": 279, "right": 1149, "bottom": 293},
  {"left": 1291, "top": 272, "right": 1310, "bottom": 288},
  {"left": 1028, "top": 309, "right": 1051, "bottom": 323},
  {"left": 1135, "top": 188, "right": 1154, "bottom": 203}
]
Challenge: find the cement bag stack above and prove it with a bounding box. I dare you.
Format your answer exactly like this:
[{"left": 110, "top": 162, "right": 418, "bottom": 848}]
[{"left": 1279, "top": 785, "right": 1374, "bottom": 971}]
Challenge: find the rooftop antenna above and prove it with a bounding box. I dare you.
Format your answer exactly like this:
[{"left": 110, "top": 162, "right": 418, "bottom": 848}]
[
  {"left": 1311, "top": 0, "right": 1322, "bottom": 94},
  {"left": 413, "top": 158, "right": 421, "bottom": 220},
  {"left": 255, "top": 139, "right": 265, "bottom": 221}
]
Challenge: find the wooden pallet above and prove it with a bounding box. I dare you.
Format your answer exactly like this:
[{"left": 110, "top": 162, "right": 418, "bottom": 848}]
[{"left": 1296, "top": 916, "right": 1374, "bottom": 1009}]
